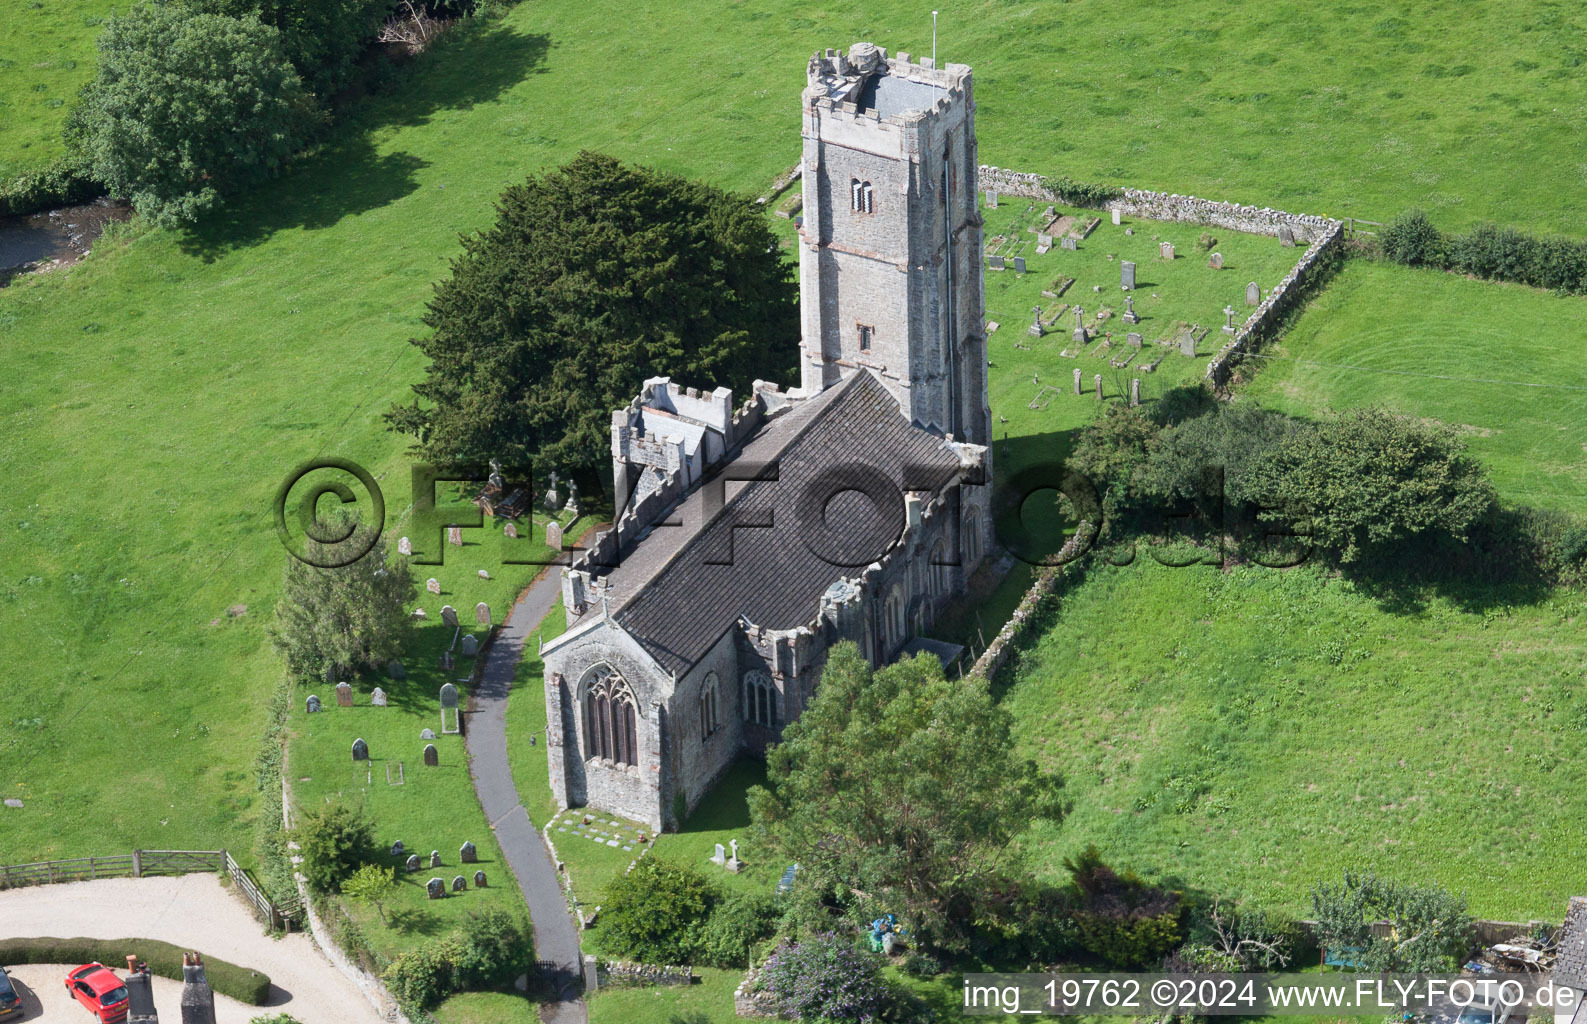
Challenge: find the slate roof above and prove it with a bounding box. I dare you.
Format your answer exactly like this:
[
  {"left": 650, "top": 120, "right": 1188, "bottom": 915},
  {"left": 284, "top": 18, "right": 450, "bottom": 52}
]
[
  {"left": 1557, "top": 896, "right": 1587, "bottom": 990},
  {"left": 601, "top": 371, "right": 964, "bottom": 676}
]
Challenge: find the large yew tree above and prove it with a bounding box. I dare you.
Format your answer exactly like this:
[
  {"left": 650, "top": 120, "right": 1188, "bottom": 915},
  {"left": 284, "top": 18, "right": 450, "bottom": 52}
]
[{"left": 387, "top": 152, "right": 798, "bottom": 472}]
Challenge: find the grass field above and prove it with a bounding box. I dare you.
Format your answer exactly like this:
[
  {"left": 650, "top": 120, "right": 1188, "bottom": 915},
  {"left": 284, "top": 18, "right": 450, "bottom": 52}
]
[
  {"left": 1242, "top": 259, "right": 1587, "bottom": 514},
  {"left": 1002, "top": 560, "right": 1587, "bottom": 920},
  {"left": 0, "top": 0, "right": 122, "bottom": 181}
]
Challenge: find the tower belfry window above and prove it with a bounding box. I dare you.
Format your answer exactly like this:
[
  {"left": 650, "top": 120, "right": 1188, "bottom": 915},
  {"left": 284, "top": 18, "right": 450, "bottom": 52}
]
[
  {"left": 851, "top": 178, "right": 874, "bottom": 213},
  {"left": 857, "top": 324, "right": 874, "bottom": 351},
  {"left": 862, "top": 182, "right": 874, "bottom": 213}
]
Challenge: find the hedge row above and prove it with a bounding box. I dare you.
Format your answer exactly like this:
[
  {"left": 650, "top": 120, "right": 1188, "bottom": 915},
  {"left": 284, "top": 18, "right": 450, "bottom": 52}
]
[
  {"left": 1380, "top": 209, "right": 1587, "bottom": 293},
  {"left": 0, "top": 937, "right": 272, "bottom": 1005}
]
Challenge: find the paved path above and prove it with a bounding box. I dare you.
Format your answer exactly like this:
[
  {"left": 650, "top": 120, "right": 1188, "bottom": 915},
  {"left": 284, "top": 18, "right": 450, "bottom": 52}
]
[
  {"left": 0, "top": 874, "right": 384, "bottom": 1024},
  {"left": 468, "top": 567, "right": 587, "bottom": 1024}
]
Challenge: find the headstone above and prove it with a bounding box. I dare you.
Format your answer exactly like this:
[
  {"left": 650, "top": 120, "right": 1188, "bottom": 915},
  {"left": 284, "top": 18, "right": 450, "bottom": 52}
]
[
  {"left": 423, "top": 743, "right": 439, "bottom": 766},
  {"left": 1160, "top": 242, "right": 1175, "bottom": 261},
  {"left": 726, "top": 838, "right": 742, "bottom": 873},
  {"left": 1012, "top": 256, "right": 1027, "bottom": 273},
  {"left": 1073, "top": 368, "right": 1083, "bottom": 395},
  {"left": 474, "top": 870, "right": 487, "bottom": 888},
  {"left": 1130, "top": 378, "right": 1141, "bottom": 407},
  {"left": 1180, "top": 331, "right": 1196, "bottom": 357},
  {"left": 1208, "top": 251, "right": 1224, "bottom": 270},
  {"left": 710, "top": 842, "right": 726, "bottom": 866},
  {"left": 1037, "top": 232, "right": 1053, "bottom": 253},
  {"left": 475, "top": 602, "right": 491, "bottom": 625},
  {"left": 453, "top": 875, "right": 467, "bottom": 892},
  {"left": 387, "top": 660, "right": 405, "bottom": 680},
  {"left": 305, "top": 694, "right": 321, "bottom": 714},
  {"left": 336, "top": 682, "right": 353, "bottom": 707},
  {"left": 351, "top": 737, "right": 368, "bottom": 761},
  {"left": 426, "top": 877, "right": 445, "bottom": 899},
  {"left": 1027, "top": 305, "right": 1044, "bottom": 338},
  {"left": 1246, "top": 281, "right": 1261, "bottom": 305},
  {"left": 1279, "top": 225, "right": 1296, "bottom": 247},
  {"left": 438, "top": 651, "right": 454, "bottom": 671},
  {"left": 441, "top": 605, "right": 458, "bottom": 627},
  {"left": 371, "top": 687, "right": 388, "bottom": 707},
  {"left": 1223, "top": 304, "right": 1238, "bottom": 335},
  {"left": 503, "top": 522, "right": 517, "bottom": 540},
  {"left": 406, "top": 854, "right": 420, "bottom": 873},
  {"left": 460, "top": 841, "right": 478, "bottom": 863},
  {"left": 1094, "top": 374, "right": 1103, "bottom": 400},
  {"left": 1061, "top": 237, "right": 1078, "bottom": 251},
  {"left": 1122, "top": 295, "right": 1139, "bottom": 323},
  {"left": 440, "top": 683, "right": 460, "bottom": 735},
  {"left": 546, "top": 521, "right": 564, "bottom": 550},
  {"left": 412, "top": 608, "right": 427, "bottom": 620},
  {"left": 1125, "top": 228, "right": 1134, "bottom": 236},
  {"left": 1111, "top": 208, "right": 1122, "bottom": 225},
  {"left": 440, "top": 683, "right": 459, "bottom": 707},
  {"left": 564, "top": 482, "right": 580, "bottom": 517},
  {"left": 430, "top": 850, "right": 442, "bottom": 868},
  {"left": 461, "top": 635, "right": 479, "bottom": 658},
  {"left": 1127, "top": 332, "right": 1143, "bottom": 348},
  {"left": 426, "top": 578, "right": 440, "bottom": 595},
  {"left": 1072, "top": 306, "right": 1087, "bottom": 345},
  {"left": 988, "top": 255, "right": 1005, "bottom": 270},
  {"left": 391, "top": 841, "right": 405, "bottom": 857},
  {"left": 421, "top": 728, "right": 436, "bottom": 740},
  {"left": 544, "top": 471, "right": 560, "bottom": 511},
  {"left": 1044, "top": 206, "right": 1055, "bottom": 221},
  {"left": 447, "top": 526, "right": 463, "bottom": 547},
  {"left": 1121, "top": 261, "right": 1136, "bottom": 290},
  {"left": 985, "top": 190, "right": 997, "bottom": 208}
]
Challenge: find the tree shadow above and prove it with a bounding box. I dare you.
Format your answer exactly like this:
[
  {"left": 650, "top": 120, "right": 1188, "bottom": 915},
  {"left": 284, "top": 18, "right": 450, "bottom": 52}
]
[
  {"left": 177, "top": 23, "right": 551, "bottom": 259},
  {"left": 387, "top": 906, "right": 448, "bottom": 936}
]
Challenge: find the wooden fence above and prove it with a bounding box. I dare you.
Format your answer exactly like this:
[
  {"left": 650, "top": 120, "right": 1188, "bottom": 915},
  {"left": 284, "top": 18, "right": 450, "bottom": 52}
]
[
  {"left": 1343, "top": 216, "right": 1385, "bottom": 238},
  {"left": 0, "top": 849, "right": 301, "bottom": 929}
]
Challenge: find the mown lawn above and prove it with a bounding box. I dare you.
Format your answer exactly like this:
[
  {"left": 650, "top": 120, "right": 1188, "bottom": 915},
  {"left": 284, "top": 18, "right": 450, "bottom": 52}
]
[
  {"left": 1003, "top": 560, "right": 1587, "bottom": 920},
  {"left": 0, "top": 0, "right": 122, "bottom": 181},
  {"left": 1242, "top": 259, "right": 1587, "bottom": 514}
]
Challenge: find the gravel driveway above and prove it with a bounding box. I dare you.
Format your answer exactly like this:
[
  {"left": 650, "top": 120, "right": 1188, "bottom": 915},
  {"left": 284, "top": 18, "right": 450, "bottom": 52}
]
[{"left": 0, "top": 874, "right": 383, "bottom": 1024}]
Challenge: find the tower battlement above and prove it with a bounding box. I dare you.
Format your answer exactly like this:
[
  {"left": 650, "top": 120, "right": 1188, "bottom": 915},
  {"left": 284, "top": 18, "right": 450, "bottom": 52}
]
[{"left": 804, "top": 44, "right": 972, "bottom": 126}]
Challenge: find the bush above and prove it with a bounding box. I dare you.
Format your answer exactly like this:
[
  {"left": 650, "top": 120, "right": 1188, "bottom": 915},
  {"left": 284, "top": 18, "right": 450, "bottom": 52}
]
[
  {"left": 1045, "top": 174, "right": 1122, "bottom": 208},
  {"left": 384, "top": 937, "right": 467, "bottom": 1008},
  {"left": 1380, "top": 209, "right": 1446, "bottom": 267},
  {"left": 1197, "top": 232, "right": 1218, "bottom": 251},
  {"left": 600, "top": 859, "right": 717, "bottom": 964},
  {"left": 1064, "top": 846, "right": 1186, "bottom": 968},
  {"left": 697, "top": 891, "right": 781, "bottom": 968},
  {"left": 1311, "top": 871, "right": 1473, "bottom": 971},
  {"left": 0, "top": 937, "right": 270, "bottom": 1004},
  {"left": 758, "top": 934, "right": 915, "bottom": 1024},
  {"left": 457, "top": 907, "right": 534, "bottom": 987},
  {"left": 898, "top": 950, "right": 942, "bottom": 979},
  {"left": 0, "top": 157, "right": 102, "bottom": 217},
  {"left": 294, "top": 800, "right": 376, "bottom": 894}
]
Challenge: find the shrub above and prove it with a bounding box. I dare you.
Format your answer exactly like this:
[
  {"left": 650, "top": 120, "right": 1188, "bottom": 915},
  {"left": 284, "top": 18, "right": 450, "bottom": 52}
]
[
  {"left": 1197, "top": 232, "right": 1217, "bottom": 251},
  {"left": 1064, "top": 846, "right": 1186, "bottom": 968},
  {"left": 600, "top": 859, "right": 717, "bottom": 964},
  {"left": 1045, "top": 174, "right": 1122, "bottom": 208},
  {"left": 294, "top": 800, "right": 376, "bottom": 894},
  {"left": 758, "top": 934, "right": 914, "bottom": 1024},
  {"left": 0, "top": 937, "right": 270, "bottom": 1004},
  {"left": 898, "top": 950, "right": 942, "bottom": 979},
  {"left": 1380, "top": 209, "right": 1445, "bottom": 267},
  {"left": 698, "top": 891, "right": 781, "bottom": 968},
  {"left": 457, "top": 907, "right": 534, "bottom": 987},
  {"left": 1311, "top": 871, "right": 1473, "bottom": 971},
  {"left": 0, "top": 157, "right": 101, "bottom": 217},
  {"left": 384, "top": 937, "right": 467, "bottom": 1009}
]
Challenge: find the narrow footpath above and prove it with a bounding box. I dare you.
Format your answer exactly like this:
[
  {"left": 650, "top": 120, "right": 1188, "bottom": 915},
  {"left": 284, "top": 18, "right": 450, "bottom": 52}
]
[{"left": 467, "top": 566, "right": 587, "bottom": 1024}]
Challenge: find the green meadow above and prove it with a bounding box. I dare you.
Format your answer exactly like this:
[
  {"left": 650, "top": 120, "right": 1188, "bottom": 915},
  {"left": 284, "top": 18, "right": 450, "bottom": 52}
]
[{"left": 0, "top": 0, "right": 123, "bottom": 180}]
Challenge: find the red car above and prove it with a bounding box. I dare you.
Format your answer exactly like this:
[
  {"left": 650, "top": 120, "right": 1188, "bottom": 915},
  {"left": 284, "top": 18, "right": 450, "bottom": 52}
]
[{"left": 64, "top": 964, "right": 128, "bottom": 1022}]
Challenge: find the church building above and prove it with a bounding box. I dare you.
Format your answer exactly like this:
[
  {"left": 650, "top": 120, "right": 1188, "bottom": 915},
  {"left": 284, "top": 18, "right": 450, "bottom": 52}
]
[{"left": 540, "top": 43, "right": 995, "bottom": 831}]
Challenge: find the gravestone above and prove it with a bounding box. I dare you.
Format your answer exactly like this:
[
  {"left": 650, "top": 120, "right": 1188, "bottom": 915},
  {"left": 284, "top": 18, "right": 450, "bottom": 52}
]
[
  {"left": 423, "top": 743, "right": 439, "bottom": 766},
  {"left": 1160, "top": 242, "right": 1175, "bottom": 261},
  {"left": 406, "top": 854, "right": 420, "bottom": 873},
  {"left": 1208, "top": 251, "right": 1223, "bottom": 270},
  {"left": 440, "top": 683, "right": 460, "bottom": 735},
  {"left": 985, "top": 190, "right": 997, "bottom": 208},
  {"left": 460, "top": 841, "right": 478, "bottom": 863},
  {"left": 447, "top": 526, "right": 463, "bottom": 547},
  {"left": 1127, "top": 332, "right": 1143, "bottom": 348},
  {"left": 1072, "top": 306, "right": 1087, "bottom": 345},
  {"left": 461, "top": 635, "right": 479, "bottom": 658},
  {"left": 503, "top": 522, "right": 517, "bottom": 540},
  {"left": 351, "top": 737, "right": 368, "bottom": 761},
  {"left": 1036, "top": 232, "right": 1053, "bottom": 254},
  {"left": 336, "top": 682, "right": 353, "bottom": 707},
  {"left": 1028, "top": 305, "right": 1044, "bottom": 338},
  {"left": 426, "top": 578, "right": 440, "bottom": 595},
  {"left": 1094, "top": 374, "right": 1103, "bottom": 400},
  {"left": 1222, "top": 304, "right": 1238, "bottom": 335},
  {"left": 1278, "top": 225, "right": 1296, "bottom": 247},
  {"left": 988, "top": 255, "right": 1005, "bottom": 270},
  {"left": 710, "top": 842, "right": 726, "bottom": 866},
  {"left": 430, "top": 850, "right": 442, "bottom": 869},
  {"left": 544, "top": 471, "right": 560, "bottom": 511},
  {"left": 1180, "top": 331, "right": 1196, "bottom": 357},
  {"left": 1061, "top": 237, "right": 1078, "bottom": 251},
  {"left": 1125, "top": 228, "right": 1134, "bottom": 236},
  {"left": 371, "top": 687, "right": 387, "bottom": 707},
  {"left": 546, "top": 521, "right": 563, "bottom": 550},
  {"left": 475, "top": 602, "right": 491, "bottom": 625},
  {"left": 1111, "top": 208, "right": 1122, "bottom": 225},
  {"left": 1044, "top": 206, "right": 1055, "bottom": 221},
  {"left": 1012, "top": 256, "right": 1027, "bottom": 273},
  {"left": 726, "top": 838, "right": 742, "bottom": 874},
  {"left": 412, "top": 608, "right": 427, "bottom": 620},
  {"left": 439, "top": 651, "right": 454, "bottom": 671},
  {"left": 420, "top": 728, "right": 435, "bottom": 740},
  {"left": 426, "top": 877, "right": 445, "bottom": 899},
  {"left": 1122, "top": 295, "right": 1139, "bottom": 323},
  {"left": 453, "top": 875, "right": 467, "bottom": 892},
  {"left": 564, "top": 482, "right": 580, "bottom": 517},
  {"left": 398, "top": 536, "right": 412, "bottom": 556},
  {"left": 1120, "top": 261, "right": 1136, "bottom": 290},
  {"left": 1246, "top": 281, "right": 1261, "bottom": 305},
  {"left": 474, "top": 870, "right": 487, "bottom": 888},
  {"left": 391, "top": 841, "right": 405, "bottom": 857},
  {"left": 1073, "top": 368, "right": 1083, "bottom": 395},
  {"left": 387, "top": 660, "right": 405, "bottom": 680},
  {"left": 441, "top": 605, "right": 458, "bottom": 627},
  {"left": 1130, "top": 378, "right": 1141, "bottom": 408},
  {"left": 305, "top": 694, "right": 321, "bottom": 714}
]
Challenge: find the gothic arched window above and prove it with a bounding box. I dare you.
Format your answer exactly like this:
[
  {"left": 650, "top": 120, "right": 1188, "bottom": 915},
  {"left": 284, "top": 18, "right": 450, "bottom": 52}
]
[
  {"left": 883, "top": 584, "right": 906, "bottom": 651},
  {"left": 930, "top": 540, "right": 950, "bottom": 596},
  {"left": 581, "top": 666, "right": 638, "bottom": 767},
  {"left": 963, "top": 507, "right": 983, "bottom": 567},
  {"left": 699, "top": 671, "right": 720, "bottom": 741},
  {"left": 743, "top": 670, "right": 775, "bottom": 728}
]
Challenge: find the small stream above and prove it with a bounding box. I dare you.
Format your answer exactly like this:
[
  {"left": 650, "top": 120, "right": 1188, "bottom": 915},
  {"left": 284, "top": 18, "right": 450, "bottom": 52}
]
[{"left": 0, "top": 198, "right": 130, "bottom": 285}]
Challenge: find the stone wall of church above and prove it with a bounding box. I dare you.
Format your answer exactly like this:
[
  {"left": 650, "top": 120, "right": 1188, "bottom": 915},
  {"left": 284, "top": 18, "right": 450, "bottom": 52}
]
[{"left": 671, "top": 626, "right": 747, "bottom": 823}]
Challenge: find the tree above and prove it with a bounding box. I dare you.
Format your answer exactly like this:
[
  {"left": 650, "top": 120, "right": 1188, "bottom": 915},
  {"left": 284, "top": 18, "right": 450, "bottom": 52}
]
[
  {"left": 1311, "top": 871, "right": 1473, "bottom": 972},
  {"left": 757, "top": 935, "right": 913, "bottom": 1024},
  {"left": 1063, "top": 845, "right": 1186, "bottom": 968},
  {"left": 1252, "top": 407, "right": 1496, "bottom": 562},
  {"left": 386, "top": 151, "right": 797, "bottom": 472},
  {"left": 342, "top": 863, "right": 398, "bottom": 924},
  {"left": 270, "top": 531, "right": 415, "bottom": 682},
  {"left": 67, "top": 2, "right": 319, "bottom": 226},
  {"left": 599, "top": 858, "right": 717, "bottom": 964},
  {"left": 1380, "top": 209, "right": 1446, "bottom": 268},
  {"left": 175, "top": 0, "right": 397, "bottom": 96},
  {"left": 294, "top": 801, "right": 376, "bottom": 894},
  {"left": 748, "top": 644, "right": 1064, "bottom": 950}
]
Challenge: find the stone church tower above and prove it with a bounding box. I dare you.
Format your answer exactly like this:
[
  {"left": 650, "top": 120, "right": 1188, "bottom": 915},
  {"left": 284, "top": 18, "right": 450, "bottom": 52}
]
[{"left": 797, "top": 43, "right": 990, "bottom": 450}]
